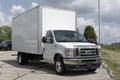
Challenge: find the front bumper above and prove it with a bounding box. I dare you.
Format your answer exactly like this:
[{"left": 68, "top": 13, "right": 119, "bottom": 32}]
[{"left": 63, "top": 57, "right": 102, "bottom": 70}]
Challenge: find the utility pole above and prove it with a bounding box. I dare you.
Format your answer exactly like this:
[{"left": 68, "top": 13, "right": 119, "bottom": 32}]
[{"left": 98, "top": 0, "right": 101, "bottom": 45}]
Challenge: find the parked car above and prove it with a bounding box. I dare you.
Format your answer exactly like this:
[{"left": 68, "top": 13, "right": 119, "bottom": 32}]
[
  {"left": 0, "top": 40, "right": 12, "bottom": 51},
  {"left": 0, "top": 41, "right": 3, "bottom": 50}
]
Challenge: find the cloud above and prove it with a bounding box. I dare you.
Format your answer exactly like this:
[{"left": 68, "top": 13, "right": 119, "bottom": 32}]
[
  {"left": 43, "top": 0, "right": 120, "bottom": 25},
  {"left": 31, "top": 2, "right": 39, "bottom": 8},
  {"left": 43, "top": 0, "right": 74, "bottom": 6},
  {"left": 43, "top": 0, "right": 97, "bottom": 14},
  {"left": 0, "top": 5, "right": 1, "bottom": 9},
  {"left": 77, "top": 17, "right": 120, "bottom": 44},
  {"left": 101, "top": 26, "right": 120, "bottom": 44},
  {"left": 10, "top": 5, "right": 25, "bottom": 16},
  {"left": 101, "top": 0, "right": 120, "bottom": 24},
  {"left": 0, "top": 11, "right": 12, "bottom": 26},
  {"left": 0, "top": 11, "right": 6, "bottom": 25},
  {"left": 6, "top": 16, "right": 12, "bottom": 26},
  {"left": 77, "top": 17, "right": 96, "bottom": 34},
  {"left": 68, "top": 0, "right": 97, "bottom": 14}
]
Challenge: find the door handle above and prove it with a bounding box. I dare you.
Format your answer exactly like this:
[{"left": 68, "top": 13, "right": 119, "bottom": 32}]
[
  {"left": 54, "top": 45, "right": 57, "bottom": 47},
  {"left": 43, "top": 48, "right": 45, "bottom": 51}
]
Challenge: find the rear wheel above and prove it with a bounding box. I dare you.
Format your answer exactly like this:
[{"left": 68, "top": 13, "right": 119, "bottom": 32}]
[
  {"left": 18, "top": 52, "right": 28, "bottom": 65},
  {"left": 55, "top": 56, "right": 65, "bottom": 75}
]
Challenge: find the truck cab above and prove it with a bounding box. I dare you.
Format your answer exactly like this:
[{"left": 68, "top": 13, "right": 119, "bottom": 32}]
[{"left": 42, "top": 30, "right": 102, "bottom": 74}]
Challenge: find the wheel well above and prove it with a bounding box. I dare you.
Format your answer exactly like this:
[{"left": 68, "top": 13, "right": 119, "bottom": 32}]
[{"left": 54, "top": 53, "right": 63, "bottom": 61}]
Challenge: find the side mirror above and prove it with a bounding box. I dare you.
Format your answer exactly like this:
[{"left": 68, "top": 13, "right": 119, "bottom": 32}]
[
  {"left": 42, "top": 37, "right": 53, "bottom": 43},
  {"left": 46, "top": 37, "right": 53, "bottom": 43},
  {"left": 42, "top": 37, "right": 47, "bottom": 43}
]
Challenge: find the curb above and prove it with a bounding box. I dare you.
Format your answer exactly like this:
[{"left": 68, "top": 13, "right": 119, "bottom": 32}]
[{"left": 102, "top": 61, "right": 116, "bottom": 80}]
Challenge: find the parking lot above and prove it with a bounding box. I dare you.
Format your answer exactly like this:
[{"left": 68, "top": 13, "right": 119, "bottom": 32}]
[{"left": 0, "top": 51, "right": 111, "bottom": 80}]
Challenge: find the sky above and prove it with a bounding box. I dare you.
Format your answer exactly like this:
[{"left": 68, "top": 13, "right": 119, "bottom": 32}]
[{"left": 0, "top": 0, "right": 120, "bottom": 44}]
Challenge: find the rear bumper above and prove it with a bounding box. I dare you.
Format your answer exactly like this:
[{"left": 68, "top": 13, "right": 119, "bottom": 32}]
[{"left": 63, "top": 57, "right": 102, "bottom": 70}]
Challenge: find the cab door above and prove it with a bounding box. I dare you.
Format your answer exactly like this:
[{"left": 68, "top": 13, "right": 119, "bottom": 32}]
[{"left": 43, "top": 31, "right": 55, "bottom": 63}]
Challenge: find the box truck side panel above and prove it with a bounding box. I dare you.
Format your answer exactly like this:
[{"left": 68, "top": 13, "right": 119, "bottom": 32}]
[
  {"left": 12, "top": 7, "right": 41, "bottom": 54},
  {"left": 42, "top": 7, "right": 76, "bottom": 36}
]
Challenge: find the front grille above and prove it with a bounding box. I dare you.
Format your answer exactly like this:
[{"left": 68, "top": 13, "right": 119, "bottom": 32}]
[
  {"left": 74, "top": 48, "right": 98, "bottom": 57},
  {"left": 80, "top": 48, "right": 97, "bottom": 56}
]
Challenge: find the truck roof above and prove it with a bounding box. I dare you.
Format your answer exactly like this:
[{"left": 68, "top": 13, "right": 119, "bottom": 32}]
[{"left": 13, "top": 6, "right": 76, "bottom": 19}]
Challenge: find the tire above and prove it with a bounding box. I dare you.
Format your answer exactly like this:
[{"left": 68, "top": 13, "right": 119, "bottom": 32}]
[
  {"left": 18, "top": 52, "right": 28, "bottom": 65},
  {"left": 6, "top": 45, "right": 10, "bottom": 51},
  {"left": 87, "top": 69, "right": 96, "bottom": 72},
  {"left": 55, "top": 56, "right": 65, "bottom": 75}
]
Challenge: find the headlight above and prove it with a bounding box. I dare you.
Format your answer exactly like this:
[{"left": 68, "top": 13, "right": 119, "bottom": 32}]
[
  {"left": 64, "top": 48, "right": 72, "bottom": 57},
  {"left": 98, "top": 48, "right": 102, "bottom": 57}
]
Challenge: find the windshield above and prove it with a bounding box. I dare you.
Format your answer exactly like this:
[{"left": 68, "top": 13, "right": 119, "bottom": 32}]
[{"left": 54, "top": 30, "right": 87, "bottom": 42}]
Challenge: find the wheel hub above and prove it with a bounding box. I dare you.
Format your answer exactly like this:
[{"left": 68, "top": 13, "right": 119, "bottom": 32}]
[
  {"left": 18, "top": 54, "right": 22, "bottom": 63},
  {"left": 56, "top": 61, "right": 62, "bottom": 72}
]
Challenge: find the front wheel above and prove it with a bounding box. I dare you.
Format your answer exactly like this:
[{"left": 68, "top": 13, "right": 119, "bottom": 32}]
[{"left": 55, "top": 57, "right": 65, "bottom": 75}]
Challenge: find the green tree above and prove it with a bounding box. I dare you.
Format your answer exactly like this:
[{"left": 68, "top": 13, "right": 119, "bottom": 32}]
[
  {"left": 0, "top": 25, "right": 12, "bottom": 41},
  {"left": 83, "top": 25, "right": 97, "bottom": 43},
  {"left": 0, "top": 27, "right": 3, "bottom": 41}
]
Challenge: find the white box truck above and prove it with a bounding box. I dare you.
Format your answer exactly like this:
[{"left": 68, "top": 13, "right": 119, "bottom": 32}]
[{"left": 12, "top": 6, "right": 102, "bottom": 75}]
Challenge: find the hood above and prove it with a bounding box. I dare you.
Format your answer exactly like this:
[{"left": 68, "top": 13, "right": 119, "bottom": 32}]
[{"left": 59, "top": 42, "right": 99, "bottom": 48}]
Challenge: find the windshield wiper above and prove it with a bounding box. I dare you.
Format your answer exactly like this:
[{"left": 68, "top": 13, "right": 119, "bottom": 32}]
[{"left": 74, "top": 40, "right": 88, "bottom": 42}]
